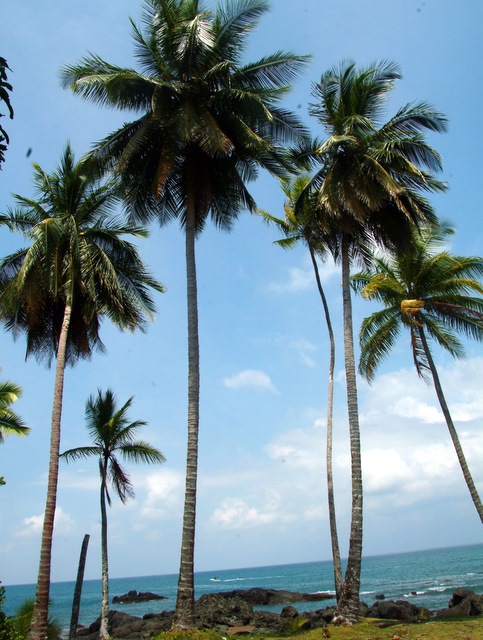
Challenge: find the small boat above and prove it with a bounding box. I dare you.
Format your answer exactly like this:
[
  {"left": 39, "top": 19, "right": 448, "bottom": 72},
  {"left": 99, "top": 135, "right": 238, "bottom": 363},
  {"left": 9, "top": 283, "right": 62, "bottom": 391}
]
[{"left": 210, "top": 577, "right": 221, "bottom": 582}]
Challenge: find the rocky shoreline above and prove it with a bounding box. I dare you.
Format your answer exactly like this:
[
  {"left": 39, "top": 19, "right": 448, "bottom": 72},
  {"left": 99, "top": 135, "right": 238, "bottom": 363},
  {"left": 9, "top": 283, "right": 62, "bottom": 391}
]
[{"left": 76, "top": 587, "right": 483, "bottom": 639}]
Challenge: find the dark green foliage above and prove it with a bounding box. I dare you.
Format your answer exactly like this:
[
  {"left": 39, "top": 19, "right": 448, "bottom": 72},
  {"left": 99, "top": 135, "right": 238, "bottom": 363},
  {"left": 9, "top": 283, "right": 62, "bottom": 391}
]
[
  {"left": 11, "top": 599, "right": 60, "bottom": 640},
  {"left": 352, "top": 221, "right": 483, "bottom": 382},
  {"left": 60, "top": 0, "right": 311, "bottom": 230},
  {"left": 0, "top": 583, "right": 20, "bottom": 640},
  {"left": 0, "top": 372, "right": 29, "bottom": 443},
  {"left": 0, "top": 144, "right": 165, "bottom": 367}
]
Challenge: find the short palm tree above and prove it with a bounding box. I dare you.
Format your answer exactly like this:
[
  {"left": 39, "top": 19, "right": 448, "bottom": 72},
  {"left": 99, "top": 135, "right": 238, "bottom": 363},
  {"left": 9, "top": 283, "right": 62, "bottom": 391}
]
[
  {"left": 296, "top": 60, "right": 447, "bottom": 623},
  {"left": 260, "top": 175, "right": 342, "bottom": 599},
  {"left": 0, "top": 144, "right": 164, "bottom": 640},
  {"left": 0, "top": 371, "right": 29, "bottom": 443},
  {"left": 61, "top": 0, "right": 309, "bottom": 627},
  {"left": 352, "top": 221, "right": 483, "bottom": 522},
  {"left": 61, "top": 389, "right": 165, "bottom": 639}
]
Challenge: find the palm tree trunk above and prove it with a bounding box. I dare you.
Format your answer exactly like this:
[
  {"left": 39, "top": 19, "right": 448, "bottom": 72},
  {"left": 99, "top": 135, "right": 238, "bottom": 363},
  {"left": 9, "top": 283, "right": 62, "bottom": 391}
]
[
  {"left": 173, "top": 192, "right": 199, "bottom": 629},
  {"left": 69, "top": 534, "right": 90, "bottom": 640},
  {"left": 418, "top": 326, "right": 483, "bottom": 523},
  {"left": 99, "top": 466, "right": 110, "bottom": 639},
  {"left": 27, "top": 302, "right": 72, "bottom": 640},
  {"left": 334, "top": 236, "right": 363, "bottom": 624},
  {"left": 309, "top": 248, "right": 343, "bottom": 600}
]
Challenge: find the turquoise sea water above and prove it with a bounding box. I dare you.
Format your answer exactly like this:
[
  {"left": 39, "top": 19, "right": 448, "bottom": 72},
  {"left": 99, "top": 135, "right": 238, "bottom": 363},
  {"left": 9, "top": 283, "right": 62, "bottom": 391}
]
[{"left": 4, "top": 543, "right": 483, "bottom": 634}]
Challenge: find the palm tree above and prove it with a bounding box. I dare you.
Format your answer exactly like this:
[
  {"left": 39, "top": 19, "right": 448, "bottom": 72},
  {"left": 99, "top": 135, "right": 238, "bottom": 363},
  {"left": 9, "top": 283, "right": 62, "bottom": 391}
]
[
  {"left": 0, "top": 371, "right": 29, "bottom": 443},
  {"left": 0, "top": 144, "right": 164, "bottom": 640},
  {"left": 61, "top": 389, "right": 165, "bottom": 639},
  {"left": 260, "top": 175, "right": 343, "bottom": 599},
  {"left": 296, "top": 60, "right": 447, "bottom": 623},
  {"left": 0, "top": 57, "right": 14, "bottom": 170},
  {"left": 61, "top": 0, "right": 309, "bottom": 627},
  {"left": 352, "top": 221, "right": 483, "bottom": 522},
  {"left": 68, "top": 534, "right": 90, "bottom": 640}
]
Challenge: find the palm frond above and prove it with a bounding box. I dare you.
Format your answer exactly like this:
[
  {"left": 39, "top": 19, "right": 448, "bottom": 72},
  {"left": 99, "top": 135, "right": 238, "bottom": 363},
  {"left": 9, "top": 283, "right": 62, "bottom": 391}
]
[{"left": 358, "top": 307, "right": 401, "bottom": 381}]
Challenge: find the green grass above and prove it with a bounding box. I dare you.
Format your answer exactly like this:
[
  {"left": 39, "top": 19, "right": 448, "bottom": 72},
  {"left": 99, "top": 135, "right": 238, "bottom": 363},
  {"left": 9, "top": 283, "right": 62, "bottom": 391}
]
[{"left": 152, "top": 619, "right": 483, "bottom": 640}]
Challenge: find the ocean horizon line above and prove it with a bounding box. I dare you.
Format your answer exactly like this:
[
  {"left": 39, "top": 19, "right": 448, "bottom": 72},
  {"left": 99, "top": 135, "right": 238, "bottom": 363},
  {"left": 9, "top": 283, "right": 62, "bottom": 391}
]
[{"left": 6, "top": 540, "right": 482, "bottom": 589}]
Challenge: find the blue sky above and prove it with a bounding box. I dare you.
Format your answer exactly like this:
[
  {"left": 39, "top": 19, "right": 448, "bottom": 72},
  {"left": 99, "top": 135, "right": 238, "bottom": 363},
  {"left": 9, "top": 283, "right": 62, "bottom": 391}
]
[{"left": 1, "top": 0, "right": 482, "bottom": 587}]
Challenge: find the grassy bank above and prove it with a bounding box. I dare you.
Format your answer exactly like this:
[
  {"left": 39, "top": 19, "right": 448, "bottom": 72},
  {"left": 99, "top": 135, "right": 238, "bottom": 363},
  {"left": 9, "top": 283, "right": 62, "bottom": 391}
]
[{"left": 153, "top": 619, "right": 483, "bottom": 640}]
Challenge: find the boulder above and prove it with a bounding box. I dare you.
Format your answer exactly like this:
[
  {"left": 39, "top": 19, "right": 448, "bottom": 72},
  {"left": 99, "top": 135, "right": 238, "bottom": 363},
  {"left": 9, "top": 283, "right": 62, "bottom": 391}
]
[
  {"left": 77, "top": 609, "right": 173, "bottom": 640},
  {"left": 449, "top": 588, "right": 477, "bottom": 607},
  {"left": 436, "top": 588, "right": 483, "bottom": 617},
  {"left": 196, "top": 595, "right": 254, "bottom": 628},
  {"left": 206, "top": 587, "right": 333, "bottom": 606},
  {"left": 366, "top": 599, "right": 428, "bottom": 621},
  {"left": 112, "top": 589, "right": 167, "bottom": 604}
]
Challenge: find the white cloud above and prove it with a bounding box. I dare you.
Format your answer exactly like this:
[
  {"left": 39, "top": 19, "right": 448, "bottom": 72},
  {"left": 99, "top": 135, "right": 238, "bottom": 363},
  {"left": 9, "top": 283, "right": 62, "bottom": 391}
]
[
  {"left": 263, "top": 257, "right": 339, "bottom": 294},
  {"left": 265, "top": 266, "right": 314, "bottom": 293},
  {"left": 362, "top": 449, "right": 414, "bottom": 493},
  {"left": 223, "top": 369, "right": 279, "bottom": 394},
  {"left": 139, "top": 469, "right": 184, "bottom": 521},
  {"left": 392, "top": 396, "right": 443, "bottom": 424},
  {"left": 412, "top": 442, "right": 456, "bottom": 478},
  {"left": 360, "top": 357, "right": 483, "bottom": 427},
  {"left": 19, "top": 507, "right": 75, "bottom": 537},
  {"left": 210, "top": 493, "right": 296, "bottom": 530}
]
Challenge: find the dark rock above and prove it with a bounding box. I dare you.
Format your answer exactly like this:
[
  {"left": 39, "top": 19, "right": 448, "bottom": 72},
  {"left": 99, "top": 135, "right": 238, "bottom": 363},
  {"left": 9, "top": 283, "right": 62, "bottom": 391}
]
[
  {"left": 77, "top": 609, "right": 173, "bottom": 640},
  {"left": 374, "top": 593, "right": 385, "bottom": 600},
  {"left": 436, "top": 589, "right": 483, "bottom": 618},
  {"left": 250, "top": 609, "right": 285, "bottom": 632},
  {"left": 280, "top": 606, "right": 298, "bottom": 618},
  {"left": 196, "top": 595, "right": 253, "bottom": 628},
  {"left": 366, "top": 599, "right": 428, "bottom": 621},
  {"left": 207, "top": 587, "right": 333, "bottom": 606},
  {"left": 112, "top": 589, "right": 167, "bottom": 604},
  {"left": 449, "top": 588, "right": 476, "bottom": 607}
]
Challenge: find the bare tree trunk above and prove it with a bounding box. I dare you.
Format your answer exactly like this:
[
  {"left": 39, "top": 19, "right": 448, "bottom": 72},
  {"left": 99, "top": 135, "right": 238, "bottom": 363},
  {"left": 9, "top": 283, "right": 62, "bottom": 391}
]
[
  {"left": 334, "top": 237, "right": 363, "bottom": 625},
  {"left": 173, "top": 194, "right": 199, "bottom": 629},
  {"left": 69, "top": 534, "right": 90, "bottom": 640},
  {"left": 99, "top": 468, "right": 110, "bottom": 639},
  {"left": 309, "top": 248, "right": 343, "bottom": 600},
  {"left": 27, "top": 302, "right": 72, "bottom": 640},
  {"left": 418, "top": 326, "right": 483, "bottom": 523}
]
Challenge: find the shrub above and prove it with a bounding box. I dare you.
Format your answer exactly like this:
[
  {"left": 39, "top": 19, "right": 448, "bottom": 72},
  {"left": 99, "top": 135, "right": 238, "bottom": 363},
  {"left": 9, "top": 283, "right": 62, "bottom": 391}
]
[{"left": 0, "top": 583, "right": 20, "bottom": 640}]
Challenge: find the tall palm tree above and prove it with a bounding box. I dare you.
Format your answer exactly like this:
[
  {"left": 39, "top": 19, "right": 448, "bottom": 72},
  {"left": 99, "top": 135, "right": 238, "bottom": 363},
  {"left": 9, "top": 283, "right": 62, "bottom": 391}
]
[
  {"left": 0, "top": 371, "right": 29, "bottom": 443},
  {"left": 352, "top": 221, "right": 483, "bottom": 522},
  {"left": 260, "top": 175, "right": 343, "bottom": 599},
  {"left": 296, "top": 60, "right": 447, "bottom": 623},
  {"left": 61, "top": 389, "right": 165, "bottom": 639},
  {"left": 0, "top": 144, "right": 164, "bottom": 640},
  {"left": 61, "top": 0, "right": 309, "bottom": 627}
]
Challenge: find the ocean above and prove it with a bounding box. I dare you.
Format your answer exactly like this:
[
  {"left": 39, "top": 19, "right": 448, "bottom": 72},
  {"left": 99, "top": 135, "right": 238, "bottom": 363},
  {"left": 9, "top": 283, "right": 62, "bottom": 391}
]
[{"left": 4, "top": 543, "right": 483, "bottom": 634}]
